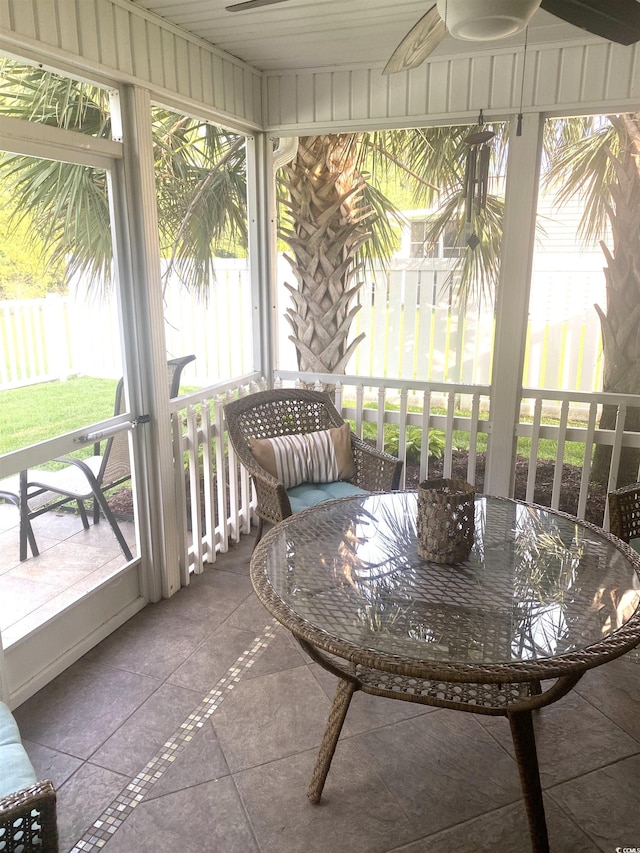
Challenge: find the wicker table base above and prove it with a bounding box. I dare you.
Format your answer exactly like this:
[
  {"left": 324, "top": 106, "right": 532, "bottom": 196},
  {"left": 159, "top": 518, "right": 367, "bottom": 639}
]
[{"left": 299, "top": 638, "right": 581, "bottom": 853}]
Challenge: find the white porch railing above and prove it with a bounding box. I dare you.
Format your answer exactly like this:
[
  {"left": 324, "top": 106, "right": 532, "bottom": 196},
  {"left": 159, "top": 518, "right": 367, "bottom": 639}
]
[
  {"left": 169, "top": 371, "right": 640, "bottom": 578},
  {"left": 518, "top": 387, "right": 640, "bottom": 526},
  {"left": 169, "top": 372, "right": 264, "bottom": 578}
]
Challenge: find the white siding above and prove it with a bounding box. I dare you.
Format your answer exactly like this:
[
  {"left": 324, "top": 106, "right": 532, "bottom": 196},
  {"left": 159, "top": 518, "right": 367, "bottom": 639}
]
[
  {"left": 265, "top": 41, "right": 640, "bottom": 132},
  {"left": 0, "top": 0, "right": 263, "bottom": 129}
]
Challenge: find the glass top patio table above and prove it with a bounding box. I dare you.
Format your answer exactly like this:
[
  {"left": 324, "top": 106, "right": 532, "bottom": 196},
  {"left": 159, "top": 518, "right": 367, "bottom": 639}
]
[
  {"left": 250, "top": 492, "right": 640, "bottom": 853},
  {"left": 252, "top": 492, "right": 640, "bottom": 678}
]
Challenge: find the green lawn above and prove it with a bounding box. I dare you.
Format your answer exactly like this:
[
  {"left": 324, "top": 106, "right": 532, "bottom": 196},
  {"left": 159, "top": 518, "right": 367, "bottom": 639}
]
[
  {"left": 0, "top": 376, "right": 118, "bottom": 456},
  {"left": 1, "top": 380, "right": 589, "bottom": 470}
]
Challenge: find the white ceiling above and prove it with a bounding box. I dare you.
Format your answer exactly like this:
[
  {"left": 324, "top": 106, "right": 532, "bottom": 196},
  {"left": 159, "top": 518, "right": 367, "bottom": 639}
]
[{"left": 128, "top": 0, "right": 596, "bottom": 72}]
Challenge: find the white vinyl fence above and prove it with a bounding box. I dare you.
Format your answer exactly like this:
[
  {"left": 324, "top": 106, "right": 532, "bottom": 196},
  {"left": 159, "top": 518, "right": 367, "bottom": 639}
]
[{"left": 1, "top": 258, "right": 605, "bottom": 393}]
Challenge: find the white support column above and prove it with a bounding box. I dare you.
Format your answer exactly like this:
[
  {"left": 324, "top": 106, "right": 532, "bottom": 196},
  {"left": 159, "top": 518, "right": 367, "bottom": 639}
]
[
  {"left": 115, "top": 85, "right": 180, "bottom": 600},
  {"left": 246, "top": 132, "right": 279, "bottom": 382},
  {"left": 485, "top": 113, "right": 543, "bottom": 497}
]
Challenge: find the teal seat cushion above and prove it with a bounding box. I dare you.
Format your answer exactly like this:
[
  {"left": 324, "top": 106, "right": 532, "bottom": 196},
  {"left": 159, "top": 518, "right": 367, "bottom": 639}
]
[
  {"left": 0, "top": 701, "right": 37, "bottom": 799},
  {"left": 287, "top": 481, "right": 366, "bottom": 514},
  {"left": 630, "top": 537, "right": 640, "bottom": 554}
]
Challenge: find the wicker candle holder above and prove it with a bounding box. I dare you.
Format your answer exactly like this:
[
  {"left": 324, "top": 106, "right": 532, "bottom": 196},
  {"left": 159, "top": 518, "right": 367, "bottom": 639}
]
[{"left": 416, "top": 478, "right": 475, "bottom": 563}]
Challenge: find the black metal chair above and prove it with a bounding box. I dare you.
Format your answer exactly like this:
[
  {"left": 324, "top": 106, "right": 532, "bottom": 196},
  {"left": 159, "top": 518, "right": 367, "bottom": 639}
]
[{"left": 0, "top": 355, "right": 195, "bottom": 561}]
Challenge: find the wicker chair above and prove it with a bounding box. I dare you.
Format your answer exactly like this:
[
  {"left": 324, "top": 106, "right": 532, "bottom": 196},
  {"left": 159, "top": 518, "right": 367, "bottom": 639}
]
[
  {"left": 608, "top": 482, "right": 640, "bottom": 549},
  {"left": 0, "top": 781, "right": 58, "bottom": 852},
  {"left": 224, "top": 388, "right": 403, "bottom": 546}
]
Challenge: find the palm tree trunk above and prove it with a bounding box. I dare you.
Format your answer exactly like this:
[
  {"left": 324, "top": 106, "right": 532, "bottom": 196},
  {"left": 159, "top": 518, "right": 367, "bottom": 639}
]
[
  {"left": 591, "top": 114, "right": 640, "bottom": 486},
  {"left": 278, "top": 135, "right": 371, "bottom": 381}
]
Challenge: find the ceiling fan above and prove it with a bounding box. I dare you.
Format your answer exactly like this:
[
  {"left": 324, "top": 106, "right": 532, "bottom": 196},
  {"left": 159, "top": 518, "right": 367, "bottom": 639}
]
[
  {"left": 383, "top": 0, "right": 640, "bottom": 74},
  {"left": 225, "top": 0, "right": 640, "bottom": 75}
]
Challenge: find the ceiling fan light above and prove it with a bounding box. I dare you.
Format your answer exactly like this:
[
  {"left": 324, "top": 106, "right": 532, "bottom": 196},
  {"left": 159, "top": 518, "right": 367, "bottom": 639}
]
[{"left": 436, "top": 0, "right": 541, "bottom": 41}]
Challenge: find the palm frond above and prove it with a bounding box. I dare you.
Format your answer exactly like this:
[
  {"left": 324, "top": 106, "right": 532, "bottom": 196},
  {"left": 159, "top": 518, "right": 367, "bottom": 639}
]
[{"left": 542, "top": 116, "right": 618, "bottom": 247}]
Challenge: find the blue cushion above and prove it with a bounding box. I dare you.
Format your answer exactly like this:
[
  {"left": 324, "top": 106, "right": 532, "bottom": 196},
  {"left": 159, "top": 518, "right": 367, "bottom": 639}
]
[
  {"left": 0, "top": 701, "right": 37, "bottom": 798},
  {"left": 287, "top": 481, "right": 366, "bottom": 514},
  {"left": 629, "top": 538, "right": 640, "bottom": 554}
]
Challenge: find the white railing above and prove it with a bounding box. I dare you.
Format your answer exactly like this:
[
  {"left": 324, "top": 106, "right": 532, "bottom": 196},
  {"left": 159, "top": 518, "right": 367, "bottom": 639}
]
[
  {"left": 518, "top": 387, "right": 640, "bottom": 526},
  {"left": 169, "top": 372, "right": 264, "bottom": 578},
  {"left": 273, "top": 371, "right": 492, "bottom": 486},
  {"left": 165, "top": 369, "right": 640, "bottom": 579}
]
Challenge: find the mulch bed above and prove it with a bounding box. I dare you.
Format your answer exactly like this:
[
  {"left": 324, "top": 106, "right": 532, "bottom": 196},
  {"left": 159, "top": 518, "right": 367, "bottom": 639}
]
[
  {"left": 108, "top": 450, "right": 609, "bottom": 527},
  {"left": 404, "top": 451, "right": 608, "bottom": 527}
]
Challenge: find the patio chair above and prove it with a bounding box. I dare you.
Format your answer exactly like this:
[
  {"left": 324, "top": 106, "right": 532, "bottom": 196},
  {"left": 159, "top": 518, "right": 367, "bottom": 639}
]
[
  {"left": 224, "top": 388, "right": 403, "bottom": 547},
  {"left": 608, "top": 482, "right": 640, "bottom": 553},
  {"left": 1, "top": 355, "right": 195, "bottom": 562}
]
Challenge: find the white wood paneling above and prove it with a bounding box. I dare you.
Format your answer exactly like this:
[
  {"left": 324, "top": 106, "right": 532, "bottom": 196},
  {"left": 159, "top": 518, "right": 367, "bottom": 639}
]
[
  {"left": 0, "top": 0, "right": 263, "bottom": 129},
  {"left": 265, "top": 41, "right": 640, "bottom": 133}
]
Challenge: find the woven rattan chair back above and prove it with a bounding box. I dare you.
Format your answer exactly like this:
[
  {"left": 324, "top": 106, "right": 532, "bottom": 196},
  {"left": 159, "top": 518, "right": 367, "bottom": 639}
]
[
  {"left": 225, "top": 388, "right": 345, "bottom": 472},
  {"left": 224, "top": 388, "right": 403, "bottom": 547},
  {"left": 608, "top": 482, "right": 640, "bottom": 543}
]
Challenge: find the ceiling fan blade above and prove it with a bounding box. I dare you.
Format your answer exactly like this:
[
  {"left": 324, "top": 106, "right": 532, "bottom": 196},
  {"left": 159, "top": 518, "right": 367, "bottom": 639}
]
[
  {"left": 383, "top": 6, "right": 447, "bottom": 75},
  {"left": 541, "top": 0, "right": 640, "bottom": 45},
  {"left": 226, "top": 0, "right": 290, "bottom": 11}
]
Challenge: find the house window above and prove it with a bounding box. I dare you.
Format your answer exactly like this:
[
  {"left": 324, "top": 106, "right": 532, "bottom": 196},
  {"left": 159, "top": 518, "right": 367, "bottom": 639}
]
[{"left": 409, "top": 220, "right": 463, "bottom": 259}]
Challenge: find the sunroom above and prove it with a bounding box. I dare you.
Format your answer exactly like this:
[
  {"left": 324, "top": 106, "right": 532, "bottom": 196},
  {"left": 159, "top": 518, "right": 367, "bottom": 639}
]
[{"left": 1, "top": 2, "right": 640, "bottom": 850}]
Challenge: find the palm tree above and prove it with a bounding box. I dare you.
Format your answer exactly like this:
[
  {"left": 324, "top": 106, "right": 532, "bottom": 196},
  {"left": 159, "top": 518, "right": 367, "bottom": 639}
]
[
  {"left": 0, "top": 59, "right": 247, "bottom": 297},
  {"left": 278, "top": 126, "right": 506, "bottom": 376},
  {"left": 0, "top": 58, "right": 505, "bottom": 378},
  {"left": 543, "top": 114, "right": 640, "bottom": 484}
]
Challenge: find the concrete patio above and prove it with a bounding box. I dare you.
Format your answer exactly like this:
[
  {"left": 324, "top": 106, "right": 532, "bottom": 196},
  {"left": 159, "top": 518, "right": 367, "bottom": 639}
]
[{"left": 0, "top": 503, "right": 136, "bottom": 647}]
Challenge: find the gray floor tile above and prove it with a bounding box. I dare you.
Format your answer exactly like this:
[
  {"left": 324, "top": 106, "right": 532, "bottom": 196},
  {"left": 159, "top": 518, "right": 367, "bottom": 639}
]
[
  {"left": 168, "top": 620, "right": 304, "bottom": 693},
  {"left": 211, "top": 665, "right": 336, "bottom": 772},
  {"left": 355, "top": 709, "right": 521, "bottom": 837},
  {"left": 83, "top": 607, "right": 216, "bottom": 680},
  {"left": 575, "top": 655, "right": 640, "bottom": 743},
  {"left": 478, "top": 688, "right": 640, "bottom": 787},
  {"left": 101, "top": 777, "right": 259, "bottom": 853},
  {"left": 13, "top": 658, "right": 160, "bottom": 759},
  {"left": 90, "top": 681, "right": 205, "bottom": 776},
  {"left": 549, "top": 753, "right": 640, "bottom": 851},
  {"left": 11, "top": 535, "right": 640, "bottom": 853},
  {"left": 144, "top": 719, "right": 230, "bottom": 801},
  {"left": 155, "top": 566, "right": 253, "bottom": 628},
  {"left": 388, "top": 798, "right": 600, "bottom": 853},
  {"left": 235, "top": 739, "right": 418, "bottom": 853},
  {"left": 167, "top": 622, "right": 268, "bottom": 692},
  {"left": 246, "top": 626, "right": 309, "bottom": 679},
  {"left": 225, "top": 590, "right": 278, "bottom": 633},
  {"left": 209, "top": 535, "right": 254, "bottom": 576},
  {"left": 21, "top": 740, "right": 83, "bottom": 788},
  {"left": 56, "top": 761, "right": 129, "bottom": 853}
]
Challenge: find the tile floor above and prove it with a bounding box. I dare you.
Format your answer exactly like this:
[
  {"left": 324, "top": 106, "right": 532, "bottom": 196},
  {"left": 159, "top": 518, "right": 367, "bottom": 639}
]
[{"left": 9, "top": 532, "right": 640, "bottom": 853}]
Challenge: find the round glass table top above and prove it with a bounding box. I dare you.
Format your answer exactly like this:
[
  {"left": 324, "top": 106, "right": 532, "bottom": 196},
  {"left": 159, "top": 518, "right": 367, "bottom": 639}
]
[{"left": 252, "top": 492, "right": 640, "bottom": 670}]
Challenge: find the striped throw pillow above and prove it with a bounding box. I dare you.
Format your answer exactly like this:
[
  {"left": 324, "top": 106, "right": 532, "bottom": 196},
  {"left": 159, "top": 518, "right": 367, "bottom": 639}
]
[{"left": 250, "top": 423, "right": 355, "bottom": 489}]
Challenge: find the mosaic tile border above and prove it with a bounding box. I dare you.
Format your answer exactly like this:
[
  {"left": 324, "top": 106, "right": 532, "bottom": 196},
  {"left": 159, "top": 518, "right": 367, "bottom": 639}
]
[{"left": 69, "top": 620, "right": 277, "bottom": 852}]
